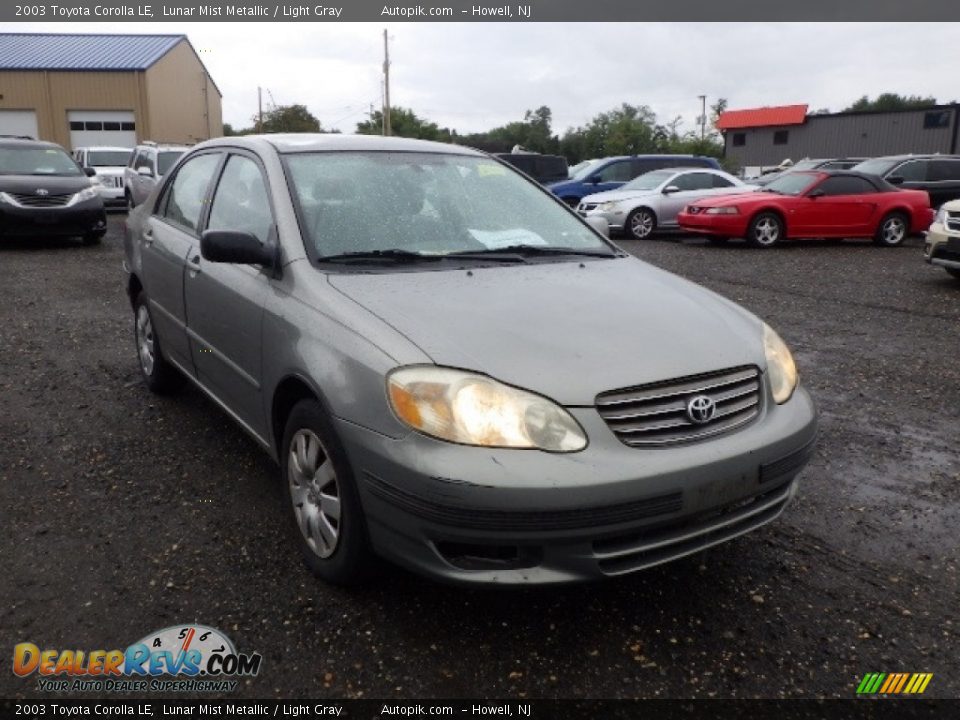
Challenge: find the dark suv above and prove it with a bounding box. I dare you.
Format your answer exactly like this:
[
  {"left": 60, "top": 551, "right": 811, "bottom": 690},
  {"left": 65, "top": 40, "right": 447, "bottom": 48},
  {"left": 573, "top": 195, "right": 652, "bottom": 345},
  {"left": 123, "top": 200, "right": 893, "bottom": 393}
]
[
  {"left": 0, "top": 137, "right": 107, "bottom": 245},
  {"left": 547, "top": 154, "right": 722, "bottom": 206},
  {"left": 853, "top": 155, "right": 960, "bottom": 208}
]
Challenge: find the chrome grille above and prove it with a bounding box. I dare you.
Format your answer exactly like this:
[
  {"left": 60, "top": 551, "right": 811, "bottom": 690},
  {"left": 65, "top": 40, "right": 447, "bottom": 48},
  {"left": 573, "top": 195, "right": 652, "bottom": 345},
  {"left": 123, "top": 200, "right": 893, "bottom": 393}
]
[
  {"left": 946, "top": 212, "right": 960, "bottom": 232},
  {"left": 596, "top": 366, "right": 762, "bottom": 446},
  {"left": 10, "top": 192, "right": 72, "bottom": 207}
]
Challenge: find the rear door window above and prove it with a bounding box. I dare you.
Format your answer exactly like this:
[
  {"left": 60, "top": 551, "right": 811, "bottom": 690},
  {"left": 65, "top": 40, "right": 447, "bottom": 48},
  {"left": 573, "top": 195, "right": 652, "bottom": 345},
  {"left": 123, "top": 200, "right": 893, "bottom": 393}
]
[
  {"left": 816, "top": 176, "right": 877, "bottom": 196},
  {"left": 595, "top": 160, "right": 634, "bottom": 183},
  {"left": 929, "top": 159, "right": 960, "bottom": 182},
  {"left": 891, "top": 160, "right": 929, "bottom": 182}
]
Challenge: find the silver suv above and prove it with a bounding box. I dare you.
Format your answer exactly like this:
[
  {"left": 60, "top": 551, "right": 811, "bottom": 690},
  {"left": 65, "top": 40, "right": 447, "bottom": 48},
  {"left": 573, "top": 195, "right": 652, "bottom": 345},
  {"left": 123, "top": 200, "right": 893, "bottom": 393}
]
[
  {"left": 123, "top": 141, "right": 188, "bottom": 209},
  {"left": 123, "top": 134, "right": 817, "bottom": 586}
]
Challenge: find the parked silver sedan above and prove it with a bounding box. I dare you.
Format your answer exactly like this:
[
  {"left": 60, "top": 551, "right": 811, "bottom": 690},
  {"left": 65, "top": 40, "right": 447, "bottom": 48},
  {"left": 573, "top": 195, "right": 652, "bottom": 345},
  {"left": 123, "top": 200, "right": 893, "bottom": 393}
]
[
  {"left": 123, "top": 134, "right": 816, "bottom": 586},
  {"left": 578, "top": 167, "right": 755, "bottom": 239}
]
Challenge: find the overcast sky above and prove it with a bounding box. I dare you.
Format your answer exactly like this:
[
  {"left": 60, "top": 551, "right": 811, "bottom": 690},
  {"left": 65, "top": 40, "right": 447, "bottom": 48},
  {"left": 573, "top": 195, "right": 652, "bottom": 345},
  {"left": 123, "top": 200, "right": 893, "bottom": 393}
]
[{"left": 15, "top": 22, "right": 960, "bottom": 135}]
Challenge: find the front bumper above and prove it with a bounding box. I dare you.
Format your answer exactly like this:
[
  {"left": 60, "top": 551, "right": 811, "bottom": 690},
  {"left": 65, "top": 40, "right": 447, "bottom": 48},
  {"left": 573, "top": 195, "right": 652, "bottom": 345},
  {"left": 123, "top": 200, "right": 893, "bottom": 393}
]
[
  {"left": 924, "top": 224, "right": 960, "bottom": 271},
  {"left": 677, "top": 212, "right": 747, "bottom": 237},
  {"left": 337, "top": 383, "right": 818, "bottom": 585},
  {"left": 577, "top": 208, "right": 625, "bottom": 231},
  {"left": 0, "top": 198, "right": 107, "bottom": 238}
]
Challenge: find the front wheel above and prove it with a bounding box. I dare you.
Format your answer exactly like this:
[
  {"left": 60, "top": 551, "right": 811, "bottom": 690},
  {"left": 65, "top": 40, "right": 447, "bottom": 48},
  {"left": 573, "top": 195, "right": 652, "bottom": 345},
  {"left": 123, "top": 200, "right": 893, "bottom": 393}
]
[
  {"left": 747, "top": 212, "right": 783, "bottom": 248},
  {"left": 626, "top": 208, "right": 656, "bottom": 240},
  {"left": 133, "top": 291, "right": 183, "bottom": 394},
  {"left": 873, "top": 212, "right": 909, "bottom": 247},
  {"left": 126, "top": 191, "right": 135, "bottom": 211},
  {"left": 281, "top": 400, "right": 372, "bottom": 585}
]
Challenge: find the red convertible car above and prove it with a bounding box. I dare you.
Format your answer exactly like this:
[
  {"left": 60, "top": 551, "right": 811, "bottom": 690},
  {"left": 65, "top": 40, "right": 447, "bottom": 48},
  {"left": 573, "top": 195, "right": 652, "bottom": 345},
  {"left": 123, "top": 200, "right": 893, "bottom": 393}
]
[{"left": 677, "top": 170, "right": 933, "bottom": 248}]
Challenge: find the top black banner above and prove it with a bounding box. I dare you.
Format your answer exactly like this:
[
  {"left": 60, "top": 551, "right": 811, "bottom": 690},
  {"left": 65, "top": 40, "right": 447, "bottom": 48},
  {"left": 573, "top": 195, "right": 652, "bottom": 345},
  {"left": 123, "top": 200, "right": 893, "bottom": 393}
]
[{"left": 3, "top": 0, "right": 960, "bottom": 22}]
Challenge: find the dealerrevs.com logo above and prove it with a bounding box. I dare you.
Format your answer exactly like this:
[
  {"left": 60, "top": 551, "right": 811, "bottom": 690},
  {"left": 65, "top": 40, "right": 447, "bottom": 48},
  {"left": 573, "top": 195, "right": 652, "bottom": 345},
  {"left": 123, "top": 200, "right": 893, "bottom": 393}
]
[{"left": 13, "top": 625, "right": 262, "bottom": 693}]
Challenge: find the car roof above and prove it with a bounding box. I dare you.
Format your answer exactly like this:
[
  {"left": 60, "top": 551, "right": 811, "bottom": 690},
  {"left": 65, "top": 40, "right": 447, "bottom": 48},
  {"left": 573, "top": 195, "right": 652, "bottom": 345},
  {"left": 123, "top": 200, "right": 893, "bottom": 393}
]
[
  {"left": 863, "top": 153, "right": 960, "bottom": 162},
  {"left": 77, "top": 146, "right": 131, "bottom": 151},
  {"left": 0, "top": 137, "right": 64, "bottom": 150},
  {"left": 195, "top": 133, "right": 486, "bottom": 157},
  {"left": 797, "top": 169, "right": 899, "bottom": 190}
]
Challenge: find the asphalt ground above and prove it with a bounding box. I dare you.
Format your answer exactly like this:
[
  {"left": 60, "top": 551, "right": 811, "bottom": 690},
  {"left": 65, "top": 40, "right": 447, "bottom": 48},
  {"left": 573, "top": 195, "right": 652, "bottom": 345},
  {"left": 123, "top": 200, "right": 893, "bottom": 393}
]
[{"left": 1, "top": 215, "right": 958, "bottom": 700}]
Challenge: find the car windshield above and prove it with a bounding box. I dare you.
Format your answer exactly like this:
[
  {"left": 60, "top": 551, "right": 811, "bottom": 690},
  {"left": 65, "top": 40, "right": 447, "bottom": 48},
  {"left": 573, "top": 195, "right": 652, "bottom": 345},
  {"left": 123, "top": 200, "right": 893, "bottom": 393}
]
[
  {"left": 157, "top": 151, "right": 184, "bottom": 176},
  {"left": 621, "top": 169, "right": 676, "bottom": 192},
  {"left": 568, "top": 159, "right": 602, "bottom": 180},
  {"left": 284, "top": 151, "right": 614, "bottom": 260},
  {"left": 853, "top": 158, "right": 900, "bottom": 176},
  {"left": 764, "top": 172, "right": 819, "bottom": 195},
  {"left": 0, "top": 146, "right": 82, "bottom": 176},
  {"left": 87, "top": 150, "right": 131, "bottom": 167}
]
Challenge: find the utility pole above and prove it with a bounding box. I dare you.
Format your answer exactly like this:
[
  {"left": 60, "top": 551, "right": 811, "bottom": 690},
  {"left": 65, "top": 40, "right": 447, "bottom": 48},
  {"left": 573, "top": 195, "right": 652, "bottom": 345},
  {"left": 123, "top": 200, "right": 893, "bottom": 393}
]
[
  {"left": 382, "top": 29, "right": 391, "bottom": 136},
  {"left": 698, "top": 94, "right": 706, "bottom": 142},
  {"left": 258, "top": 86, "right": 263, "bottom": 133}
]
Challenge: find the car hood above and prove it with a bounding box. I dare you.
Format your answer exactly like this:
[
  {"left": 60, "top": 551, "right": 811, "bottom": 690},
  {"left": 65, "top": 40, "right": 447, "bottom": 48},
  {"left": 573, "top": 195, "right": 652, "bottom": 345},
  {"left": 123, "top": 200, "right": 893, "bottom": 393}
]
[
  {"left": 92, "top": 166, "right": 126, "bottom": 176},
  {"left": 689, "top": 191, "right": 770, "bottom": 208},
  {"left": 0, "top": 174, "right": 92, "bottom": 194},
  {"left": 581, "top": 189, "right": 658, "bottom": 204},
  {"left": 546, "top": 180, "right": 578, "bottom": 193},
  {"left": 327, "top": 257, "right": 765, "bottom": 406}
]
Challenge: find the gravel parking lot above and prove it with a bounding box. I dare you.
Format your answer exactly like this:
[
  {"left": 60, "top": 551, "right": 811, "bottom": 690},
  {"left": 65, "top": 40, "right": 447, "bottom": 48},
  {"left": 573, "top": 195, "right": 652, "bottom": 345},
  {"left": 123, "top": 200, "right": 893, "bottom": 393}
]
[{"left": 1, "top": 215, "right": 957, "bottom": 700}]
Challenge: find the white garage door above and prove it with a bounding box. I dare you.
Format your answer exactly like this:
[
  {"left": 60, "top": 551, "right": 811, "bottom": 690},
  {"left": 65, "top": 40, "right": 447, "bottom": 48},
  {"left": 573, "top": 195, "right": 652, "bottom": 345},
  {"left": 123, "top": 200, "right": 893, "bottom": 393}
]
[
  {"left": 68, "top": 110, "right": 136, "bottom": 150},
  {"left": 0, "top": 110, "right": 39, "bottom": 139}
]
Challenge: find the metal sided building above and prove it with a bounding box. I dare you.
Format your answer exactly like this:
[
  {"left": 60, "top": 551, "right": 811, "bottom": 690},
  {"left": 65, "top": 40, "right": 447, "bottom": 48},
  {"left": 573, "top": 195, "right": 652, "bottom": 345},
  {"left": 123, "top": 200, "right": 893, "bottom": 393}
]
[
  {"left": 718, "top": 103, "right": 960, "bottom": 175},
  {"left": 0, "top": 33, "right": 222, "bottom": 149}
]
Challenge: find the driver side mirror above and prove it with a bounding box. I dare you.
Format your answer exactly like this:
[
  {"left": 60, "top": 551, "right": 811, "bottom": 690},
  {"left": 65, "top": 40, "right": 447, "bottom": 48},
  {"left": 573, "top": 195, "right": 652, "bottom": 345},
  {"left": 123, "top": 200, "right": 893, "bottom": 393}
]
[
  {"left": 201, "top": 230, "right": 276, "bottom": 267},
  {"left": 662, "top": 185, "right": 680, "bottom": 194},
  {"left": 136, "top": 166, "right": 154, "bottom": 178},
  {"left": 887, "top": 176, "right": 905, "bottom": 186},
  {"left": 807, "top": 188, "right": 825, "bottom": 198}
]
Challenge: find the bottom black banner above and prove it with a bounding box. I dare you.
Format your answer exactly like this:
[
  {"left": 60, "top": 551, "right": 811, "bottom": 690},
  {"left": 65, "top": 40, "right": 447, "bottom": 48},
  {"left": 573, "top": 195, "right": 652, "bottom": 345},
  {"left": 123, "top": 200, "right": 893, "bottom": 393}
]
[{"left": 1, "top": 699, "right": 958, "bottom": 720}]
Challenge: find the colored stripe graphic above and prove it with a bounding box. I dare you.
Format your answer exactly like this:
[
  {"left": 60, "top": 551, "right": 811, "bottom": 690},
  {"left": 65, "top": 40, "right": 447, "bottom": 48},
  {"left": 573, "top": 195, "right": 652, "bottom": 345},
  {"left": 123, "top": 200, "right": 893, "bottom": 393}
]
[{"left": 857, "top": 672, "right": 932, "bottom": 695}]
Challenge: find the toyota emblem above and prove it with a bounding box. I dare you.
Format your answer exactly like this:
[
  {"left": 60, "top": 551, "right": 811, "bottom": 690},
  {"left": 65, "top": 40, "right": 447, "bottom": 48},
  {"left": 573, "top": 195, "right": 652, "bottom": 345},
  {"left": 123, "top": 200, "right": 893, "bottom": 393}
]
[
  {"left": 686, "top": 395, "right": 716, "bottom": 424},
  {"left": 35, "top": 188, "right": 49, "bottom": 196}
]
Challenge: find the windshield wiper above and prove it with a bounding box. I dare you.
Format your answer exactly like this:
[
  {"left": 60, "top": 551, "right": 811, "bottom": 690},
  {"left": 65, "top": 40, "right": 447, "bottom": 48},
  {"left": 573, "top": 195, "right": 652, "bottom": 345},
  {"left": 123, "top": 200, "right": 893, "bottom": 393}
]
[
  {"left": 448, "top": 244, "right": 618, "bottom": 259},
  {"left": 317, "top": 249, "right": 444, "bottom": 264}
]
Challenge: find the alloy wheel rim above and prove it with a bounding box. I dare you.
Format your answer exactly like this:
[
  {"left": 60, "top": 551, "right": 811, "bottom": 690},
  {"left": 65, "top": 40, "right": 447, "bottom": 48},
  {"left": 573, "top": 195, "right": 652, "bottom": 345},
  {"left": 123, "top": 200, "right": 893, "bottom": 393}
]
[
  {"left": 882, "top": 218, "right": 905, "bottom": 244},
  {"left": 631, "top": 211, "right": 653, "bottom": 238},
  {"left": 288, "top": 429, "right": 341, "bottom": 559},
  {"left": 755, "top": 217, "right": 779, "bottom": 245},
  {"left": 136, "top": 306, "right": 155, "bottom": 376}
]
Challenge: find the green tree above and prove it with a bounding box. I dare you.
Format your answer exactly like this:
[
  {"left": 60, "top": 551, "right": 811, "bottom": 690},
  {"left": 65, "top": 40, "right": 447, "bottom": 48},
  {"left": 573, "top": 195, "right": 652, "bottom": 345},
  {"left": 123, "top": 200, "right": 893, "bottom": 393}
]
[
  {"left": 559, "top": 104, "right": 660, "bottom": 162},
  {"left": 356, "top": 106, "right": 453, "bottom": 142},
  {"left": 256, "top": 104, "right": 322, "bottom": 133},
  {"left": 844, "top": 93, "right": 938, "bottom": 112},
  {"left": 458, "top": 106, "right": 559, "bottom": 154}
]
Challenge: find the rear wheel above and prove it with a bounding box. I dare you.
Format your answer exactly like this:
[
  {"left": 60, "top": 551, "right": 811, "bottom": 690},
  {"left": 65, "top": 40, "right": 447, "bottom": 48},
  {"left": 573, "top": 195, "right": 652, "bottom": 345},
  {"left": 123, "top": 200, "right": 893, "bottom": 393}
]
[
  {"left": 747, "top": 212, "right": 783, "bottom": 248},
  {"left": 873, "top": 212, "right": 908, "bottom": 247},
  {"left": 281, "top": 399, "right": 372, "bottom": 585},
  {"left": 626, "top": 208, "right": 656, "bottom": 240},
  {"left": 133, "top": 291, "right": 182, "bottom": 394}
]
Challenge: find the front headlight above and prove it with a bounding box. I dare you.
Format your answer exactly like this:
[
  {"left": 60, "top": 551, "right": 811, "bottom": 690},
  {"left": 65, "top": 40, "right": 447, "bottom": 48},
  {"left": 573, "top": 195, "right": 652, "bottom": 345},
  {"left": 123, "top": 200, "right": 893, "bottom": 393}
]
[
  {"left": 70, "top": 186, "right": 99, "bottom": 205},
  {"left": 763, "top": 323, "right": 798, "bottom": 404},
  {"left": 598, "top": 201, "right": 618, "bottom": 211},
  {"left": 0, "top": 191, "right": 14, "bottom": 205},
  {"left": 387, "top": 366, "right": 587, "bottom": 452},
  {"left": 704, "top": 206, "right": 740, "bottom": 215}
]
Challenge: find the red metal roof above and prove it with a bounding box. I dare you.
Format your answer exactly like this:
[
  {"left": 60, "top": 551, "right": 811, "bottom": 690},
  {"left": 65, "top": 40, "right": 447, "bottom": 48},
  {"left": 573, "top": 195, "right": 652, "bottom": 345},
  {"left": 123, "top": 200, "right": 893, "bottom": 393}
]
[{"left": 716, "top": 104, "right": 809, "bottom": 130}]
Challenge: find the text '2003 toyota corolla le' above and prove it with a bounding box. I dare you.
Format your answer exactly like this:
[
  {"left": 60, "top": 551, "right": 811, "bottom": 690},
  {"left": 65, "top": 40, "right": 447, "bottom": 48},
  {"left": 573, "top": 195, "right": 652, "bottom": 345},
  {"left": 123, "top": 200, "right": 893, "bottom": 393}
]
[{"left": 123, "top": 134, "right": 817, "bottom": 586}]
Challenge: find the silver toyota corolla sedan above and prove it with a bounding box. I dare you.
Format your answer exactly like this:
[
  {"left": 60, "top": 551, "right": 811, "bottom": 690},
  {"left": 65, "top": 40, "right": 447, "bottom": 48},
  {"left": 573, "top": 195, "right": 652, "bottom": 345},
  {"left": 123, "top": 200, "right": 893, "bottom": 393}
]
[
  {"left": 123, "top": 134, "right": 817, "bottom": 586},
  {"left": 578, "top": 167, "right": 755, "bottom": 239}
]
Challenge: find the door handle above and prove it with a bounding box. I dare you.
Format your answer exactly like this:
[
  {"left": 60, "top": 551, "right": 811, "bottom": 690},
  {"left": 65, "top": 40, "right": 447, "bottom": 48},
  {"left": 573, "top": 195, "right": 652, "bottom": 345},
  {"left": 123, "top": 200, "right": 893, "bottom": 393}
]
[
  {"left": 187, "top": 254, "right": 202, "bottom": 274},
  {"left": 142, "top": 229, "right": 153, "bottom": 246}
]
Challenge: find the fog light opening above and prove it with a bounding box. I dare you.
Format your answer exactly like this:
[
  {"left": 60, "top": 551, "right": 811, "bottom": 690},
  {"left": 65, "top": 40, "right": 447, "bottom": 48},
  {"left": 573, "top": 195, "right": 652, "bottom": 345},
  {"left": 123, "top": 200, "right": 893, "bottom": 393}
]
[{"left": 435, "top": 542, "right": 541, "bottom": 571}]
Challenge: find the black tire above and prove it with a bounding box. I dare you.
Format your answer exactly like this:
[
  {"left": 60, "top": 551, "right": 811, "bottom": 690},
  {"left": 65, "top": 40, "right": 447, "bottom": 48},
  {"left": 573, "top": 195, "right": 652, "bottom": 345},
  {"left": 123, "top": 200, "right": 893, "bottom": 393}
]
[
  {"left": 746, "top": 212, "right": 784, "bottom": 248},
  {"left": 947, "top": 268, "right": 960, "bottom": 281},
  {"left": 126, "top": 191, "right": 135, "bottom": 211},
  {"left": 626, "top": 208, "right": 657, "bottom": 240},
  {"left": 281, "top": 399, "right": 372, "bottom": 585},
  {"left": 133, "top": 291, "right": 183, "bottom": 394},
  {"left": 707, "top": 236, "right": 730, "bottom": 245},
  {"left": 873, "top": 212, "right": 909, "bottom": 247},
  {"left": 81, "top": 232, "right": 103, "bottom": 246}
]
